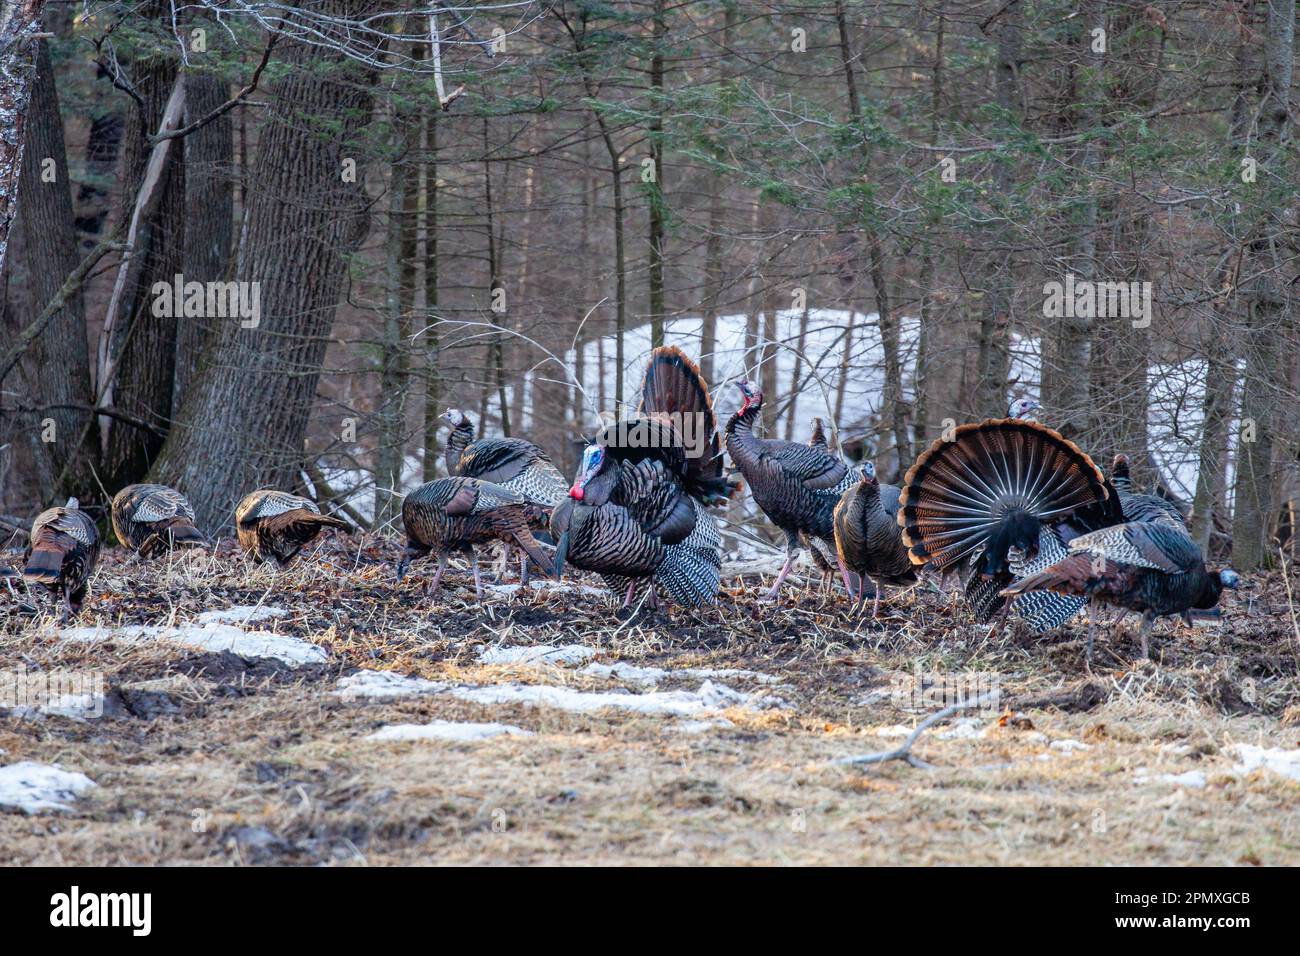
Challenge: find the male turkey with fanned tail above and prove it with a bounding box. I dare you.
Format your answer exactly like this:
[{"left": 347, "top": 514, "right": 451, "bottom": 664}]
[
  {"left": 1000, "top": 520, "right": 1238, "bottom": 662},
  {"left": 397, "top": 477, "right": 555, "bottom": 599},
  {"left": 897, "top": 416, "right": 1124, "bottom": 633},
  {"left": 235, "top": 490, "right": 350, "bottom": 567},
  {"left": 23, "top": 498, "right": 100, "bottom": 622},
  {"left": 111, "top": 484, "right": 207, "bottom": 557},
  {"left": 551, "top": 346, "right": 733, "bottom": 609},
  {"left": 725, "top": 381, "right": 865, "bottom": 601}
]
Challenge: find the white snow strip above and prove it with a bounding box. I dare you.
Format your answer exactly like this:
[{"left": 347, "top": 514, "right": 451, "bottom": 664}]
[
  {"left": 937, "top": 717, "right": 986, "bottom": 740},
  {"left": 61, "top": 622, "right": 325, "bottom": 667},
  {"left": 479, "top": 644, "right": 597, "bottom": 666},
  {"left": 0, "top": 762, "right": 96, "bottom": 814},
  {"left": 1049, "top": 739, "right": 1091, "bottom": 754},
  {"left": 366, "top": 720, "right": 532, "bottom": 742},
  {"left": 197, "top": 605, "right": 289, "bottom": 626},
  {"left": 581, "top": 662, "right": 780, "bottom": 686},
  {"left": 1233, "top": 745, "right": 1300, "bottom": 783},
  {"left": 676, "top": 719, "right": 735, "bottom": 734},
  {"left": 1133, "top": 769, "right": 1208, "bottom": 789},
  {"left": 335, "top": 671, "right": 447, "bottom": 699},
  {"left": 449, "top": 678, "right": 753, "bottom": 717}
]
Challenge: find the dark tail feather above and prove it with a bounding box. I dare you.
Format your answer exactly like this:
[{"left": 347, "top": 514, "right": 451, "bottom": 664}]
[
  {"left": 898, "top": 419, "right": 1112, "bottom": 575},
  {"left": 299, "top": 512, "right": 350, "bottom": 533},
  {"left": 638, "top": 346, "right": 724, "bottom": 495},
  {"left": 552, "top": 530, "right": 569, "bottom": 580},
  {"left": 23, "top": 543, "right": 65, "bottom": 584},
  {"left": 513, "top": 526, "right": 556, "bottom": 578},
  {"left": 167, "top": 520, "right": 208, "bottom": 546}
]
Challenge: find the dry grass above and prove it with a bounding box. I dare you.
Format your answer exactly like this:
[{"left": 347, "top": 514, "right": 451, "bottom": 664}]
[{"left": 1, "top": 536, "right": 1298, "bottom": 865}]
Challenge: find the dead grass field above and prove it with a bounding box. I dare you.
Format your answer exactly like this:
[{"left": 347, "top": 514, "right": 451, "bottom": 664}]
[{"left": 2, "top": 536, "right": 1299, "bottom": 866}]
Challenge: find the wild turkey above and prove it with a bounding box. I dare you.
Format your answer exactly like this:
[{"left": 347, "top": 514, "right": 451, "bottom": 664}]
[
  {"left": 23, "top": 498, "right": 100, "bottom": 621},
  {"left": 551, "top": 346, "right": 732, "bottom": 608},
  {"left": 234, "top": 489, "right": 349, "bottom": 567},
  {"left": 833, "top": 461, "right": 916, "bottom": 616},
  {"left": 441, "top": 409, "right": 567, "bottom": 580},
  {"left": 398, "top": 477, "right": 555, "bottom": 599},
  {"left": 1111, "top": 454, "right": 1187, "bottom": 528},
  {"left": 1000, "top": 520, "right": 1239, "bottom": 661},
  {"left": 111, "top": 483, "right": 207, "bottom": 556},
  {"left": 808, "top": 416, "right": 829, "bottom": 452},
  {"left": 725, "top": 380, "right": 864, "bottom": 600},
  {"left": 897, "top": 418, "right": 1124, "bottom": 632},
  {"left": 1008, "top": 397, "right": 1041, "bottom": 420}
]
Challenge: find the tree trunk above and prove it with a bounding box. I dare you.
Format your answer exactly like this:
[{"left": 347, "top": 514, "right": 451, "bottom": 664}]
[
  {"left": 422, "top": 107, "right": 441, "bottom": 481},
  {"left": 646, "top": 0, "right": 667, "bottom": 350},
  {"left": 0, "top": 0, "right": 47, "bottom": 276},
  {"left": 147, "top": 8, "right": 378, "bottom": 531}
]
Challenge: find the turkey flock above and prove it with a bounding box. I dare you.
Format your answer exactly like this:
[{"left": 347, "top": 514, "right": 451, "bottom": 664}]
[{"left": 7, "top": 346, "right": 1239, "bottom": 665}]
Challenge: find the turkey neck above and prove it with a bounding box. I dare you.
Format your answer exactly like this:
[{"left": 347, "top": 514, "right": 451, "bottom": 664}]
[
  {"left": 724, "top": 401, "right": 764, "bottom": 472},
  {"left": 445, "top": 421, "right": 475, "bottom": 474}
]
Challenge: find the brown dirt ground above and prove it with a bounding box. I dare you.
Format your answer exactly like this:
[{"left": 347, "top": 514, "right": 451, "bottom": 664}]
[{"left": 2, "top": 536, "right": 1298, "bottom": 866}]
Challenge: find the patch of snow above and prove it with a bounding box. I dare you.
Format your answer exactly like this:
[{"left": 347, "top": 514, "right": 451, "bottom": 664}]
[
  {"left": 1133, "top": 768, "right": 1208, "bottom": 789},
  {"left": 479, "top": 644, "right": 597, "bottom": 666},
  {"left": 1233, "top": 745, "right": 1300, "bottom": 783},
  {"left": 581, "top": 662, "right": 780, "bottom": 686},
  {"left": 870, "top": 724, "right": 913, "bottom": 739},
  {"left": 365, "top": 720, "right": 532, "bottom": 742},
  {"left": 676, "top": 719, "right": 735, "bottom": 734},
  {"left": 937, "top": 717, "right": 985, "bottom": 740},
  {"left": 61, "top": 619, "right": 324, "bottom": 667},
  {"left": 0, "top": 762, "right": 96, "bottom": 814},
  {"left": 197, "top": 605, "right": 288, "bottom": 626},
  {"left": 334, "top": 671, "right": 447, "bottom": 700},
  {"left": 1049, "top": 739, "right": 1091, "bottom": 754},
  {"left": 450, "top": 677, "right": 769, "bottom": 717}
]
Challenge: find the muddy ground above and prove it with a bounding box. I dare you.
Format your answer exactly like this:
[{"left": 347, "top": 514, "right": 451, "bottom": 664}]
[{"left": 2, "top": 536, "right": 1298, "bottom": 865}]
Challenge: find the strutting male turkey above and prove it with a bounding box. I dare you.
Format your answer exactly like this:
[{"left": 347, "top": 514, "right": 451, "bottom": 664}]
[
  {"left": 23, "top": 498, "right": 100, "bottom": 621},
  {"left": 897, "top": 417, "right": 1124, "bottom": 632},
  {"left": 397, "top": 476, "right": 555, "bottom": 599},
  {"left": 833, "top": 461, "right": 915, "bottom": 617},
  {"left": 441, "top": 409, "right": 567, "bottom": 580},
  {"left": 725, "top": 380, "right": 865, "bottom": 600},
  {"left": 1001, "top": 520, "right": 1239, "bottom": 661},
  {"left": 551, "top": 346, "right": 733, "bottom": 608},
  {"left": 111, "top": 484, "right": 207, "bottom": 557},
  {"left": 234, "top": 489, "right": 350, "bottom": 567}
]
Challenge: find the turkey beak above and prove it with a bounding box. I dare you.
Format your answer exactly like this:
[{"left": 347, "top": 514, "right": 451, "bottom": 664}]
[{"left": 553, "top": 531, "right": 569, "bottom": 580}]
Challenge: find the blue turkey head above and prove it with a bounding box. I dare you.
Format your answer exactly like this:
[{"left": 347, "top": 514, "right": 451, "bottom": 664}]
[
  {"left": 736, "top": 379, "right": 762, "bottom": 413},
  {"left": 1219, "top": 568, "right": 1241, "bottom": 589},
  {"left": 570, "top": 444, "right": 605, "bottom": 500},
  {"left": 861, "top": 460, "right": 877, "bottom": 484}
]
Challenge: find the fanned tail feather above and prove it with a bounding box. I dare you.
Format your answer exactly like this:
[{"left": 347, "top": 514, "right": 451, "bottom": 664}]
[
  {"left": 638, "top": 346, "right": 728, "bottom": 500},
  {"left": 23, "top": 544, "right": 65, "bottom": 584}
]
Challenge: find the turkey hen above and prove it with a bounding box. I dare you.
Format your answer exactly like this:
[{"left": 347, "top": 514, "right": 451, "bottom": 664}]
[
  {"left": 897, "top": 418, "right": 1124, "bottom": 632},
  {"left": 441, "top": 409, "right": 567, "bottom": 580},
  {"left": 399, "top": 477, "right": 555, "bottom": 599},
  {"left": 725, "top": 380, "right": 864, "bottom": 600},
  {"left": 111, "top": 483, "right": 207, "bottom": 556},
  {"left": 833, "top": 461, "right": 915, "bottom": 616},
  {"left": 235, "top": 490, "right": 349, "bottom": 566},
  {"left": 1000, "top": 520, "right": 1238, "bottom": 661},
  {"left": 23, "top": 497, "right": 100, "bottom": 621},
  {"left": 1111, "top": 454, "right": 1187, "bottom": 528},
  {"left": 551, "top": 346, "right": 732, "bottom": 608}
]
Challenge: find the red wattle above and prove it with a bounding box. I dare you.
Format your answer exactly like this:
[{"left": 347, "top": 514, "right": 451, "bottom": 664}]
[{"left": 570, "top": 485, "right": 584, "bottom": 500}]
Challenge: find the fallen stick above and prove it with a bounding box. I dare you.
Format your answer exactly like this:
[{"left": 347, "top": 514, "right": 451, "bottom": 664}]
[{"left": 833, "top": 691, "right": 1000, "bottom": 770}]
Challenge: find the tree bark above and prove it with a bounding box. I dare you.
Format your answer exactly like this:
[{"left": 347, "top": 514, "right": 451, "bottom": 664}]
[
  {"left": 147, "top": 8, "right": 378, "bottom": 531},
  {"left": 0, "top": 0, "right": 46, "bottom": 276}
]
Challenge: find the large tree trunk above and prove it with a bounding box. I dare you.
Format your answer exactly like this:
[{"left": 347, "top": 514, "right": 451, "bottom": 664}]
[
  {"left": 12, "top": 40, "right": 94, "bottom": 501},
  {"left": 0, "top": 0, "right": 46, "bottom": 276},
  {"left": 1232, "top": 0, "right": 1294, "bottom": 570},
  {"left": 175, "top": 71, "right": 233, "bottom": 411},
  {"left": 102, "top": 30, "right": 185, "bottom": 488},
  {"left": 147, "top": 14, "right": 377, "bottom": 531},
  {"left": 646, "top": 0, "right": 667, "bottom": 351}
]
